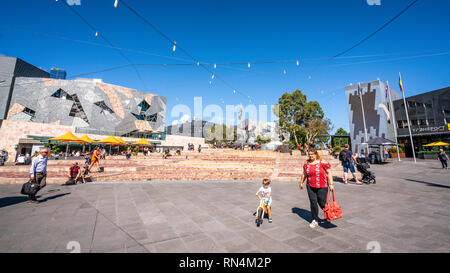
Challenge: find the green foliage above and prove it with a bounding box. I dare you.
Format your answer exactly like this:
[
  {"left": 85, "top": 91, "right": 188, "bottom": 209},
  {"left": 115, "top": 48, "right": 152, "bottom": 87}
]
[
  {"left": 418, "top": 151, "right": 450, "bottom": 155},
  {"left": 332, "top": 146, "right": 343, "bottom": 153},
  {"left": 274, "top": 89, "right": 329, "bottom": 147},
  {"left": 388, "top": 146, "right": 405, "bottom": 153},
  {"left": 255, "top": 135, "right": 271, "bottom": 145},
  {"left": 207, "top": 124, "right": 237, "bottom": 145},
  {"left": 335, "top": 128, "right": 349, "bottom": 136}
]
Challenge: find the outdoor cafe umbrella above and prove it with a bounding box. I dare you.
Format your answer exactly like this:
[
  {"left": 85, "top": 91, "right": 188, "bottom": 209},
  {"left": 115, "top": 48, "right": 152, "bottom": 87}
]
[
  {"left": 132, "top": 138, "right": 153, "bottom": 154},
  {"left": 424, "top": 141, "right": 450, "bottom": 147},
  {"left": 97, "top": 136, "right": 121, "bottom": 155},
  {"left": 79, "top": 135, "right": 95, "bottom": 153},
  {"left": 49, "top": 132, "right": 87, "bottom": 158},
  {"left": 117, "top": 137, "right": 129, "bottom": 145}
]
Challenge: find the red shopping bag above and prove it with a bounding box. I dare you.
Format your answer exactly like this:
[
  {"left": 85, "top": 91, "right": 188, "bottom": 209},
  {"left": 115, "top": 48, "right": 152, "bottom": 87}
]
[{"left": 323, "top": 190, "right": 343, "bottom": 221}]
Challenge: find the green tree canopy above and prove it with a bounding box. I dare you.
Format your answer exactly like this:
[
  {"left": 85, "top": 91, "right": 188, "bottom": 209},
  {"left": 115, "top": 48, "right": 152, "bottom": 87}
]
[{"left": 274, "top": 89, "right": 326, "bottom": 147}]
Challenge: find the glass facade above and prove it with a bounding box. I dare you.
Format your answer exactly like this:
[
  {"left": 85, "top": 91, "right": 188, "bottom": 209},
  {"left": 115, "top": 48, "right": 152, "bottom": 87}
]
[{"left": 49, "top": 68, "right": 67, "bottom": 79}]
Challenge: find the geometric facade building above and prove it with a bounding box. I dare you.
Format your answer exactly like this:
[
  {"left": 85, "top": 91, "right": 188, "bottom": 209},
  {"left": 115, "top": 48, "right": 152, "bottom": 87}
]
[
  {"left": 1, "top": 56, "right": 166, "bottom": 138},
  {"left": 0, "top": 56, "right": 51, "bottom": 120},
  {"left": 345, "top": 79, "right": 402, "bottom": 154}
]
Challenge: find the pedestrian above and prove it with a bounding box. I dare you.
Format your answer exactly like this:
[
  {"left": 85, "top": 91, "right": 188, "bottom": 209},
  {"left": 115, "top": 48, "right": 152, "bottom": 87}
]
[
  {"left": 126, "top": 147, "right": 132, "bottom": 160},
  {"left": 198, "top": 145, "right": 202, "bottom": 153},
  {"left": 383, "top": 147, "right": 389, "bottom": 162},
  {"left": 339, "top": 144, "right": 362, "bottom": 185},
  {"left": 88, "top": 147, "right": 101, "bottom": 172},
  {"left": 437, "top": 149, "right": 449, "bottom": 169},
  {"left": 300, "top": 148, "right": 334, "bottom": 228},
  {"left": 28, "top": 147, "right": 49, "bottom": 203}
]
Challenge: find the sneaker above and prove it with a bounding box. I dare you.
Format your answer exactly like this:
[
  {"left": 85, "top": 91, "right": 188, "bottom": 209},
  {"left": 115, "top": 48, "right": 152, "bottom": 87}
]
[
  {"left": 309, "top": 220, "right": 319, "bottom": 228},
  {"left": 268, "top": 218, "right": 273, "bottom": 223}
]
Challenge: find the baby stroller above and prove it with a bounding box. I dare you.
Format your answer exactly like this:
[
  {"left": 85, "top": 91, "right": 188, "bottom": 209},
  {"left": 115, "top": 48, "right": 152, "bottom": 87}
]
[{"left": 356, "top": 159, "right": 376, "bottom": 184}]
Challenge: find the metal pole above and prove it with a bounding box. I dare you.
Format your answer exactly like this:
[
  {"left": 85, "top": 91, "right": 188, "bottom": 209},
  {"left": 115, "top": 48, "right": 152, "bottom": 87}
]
[
  {"left": 358, "top": 82, "right": 369, "bottom": 155},
  {"left": 387, "top": 81, "right": 401, "bottom": 161},
  {"left": 400, "top": 72, "right": 417, "bottom": 163}
]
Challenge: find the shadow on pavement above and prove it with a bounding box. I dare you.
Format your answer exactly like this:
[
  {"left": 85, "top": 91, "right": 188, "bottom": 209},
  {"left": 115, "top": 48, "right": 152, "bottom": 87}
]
[
  {"left": 0, "top": 192, "right": 70, "bottom": 208},
  {"left": 36, "top": 193, "right": 71, "bottom": 203},
  {"left": 291, "top": 207, "right": 337, "bottom": 229},
  {"left": 405, "top": 179, "right": 450, "bottom": 189}
]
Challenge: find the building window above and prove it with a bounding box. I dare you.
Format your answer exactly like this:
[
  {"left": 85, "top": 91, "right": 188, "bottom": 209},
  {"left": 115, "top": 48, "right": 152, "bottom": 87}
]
[
  {"left": 51, "top": 88, "right": 73, "bottom": 101},
  {"left": 68, "top": 94, "right": 89, "bottom": 124},
  {"left": 94, "top": 101, "right": 115, "bottom": 114},
  {"left": 138, "top": 100, "right": 151, "bottom": 114}
]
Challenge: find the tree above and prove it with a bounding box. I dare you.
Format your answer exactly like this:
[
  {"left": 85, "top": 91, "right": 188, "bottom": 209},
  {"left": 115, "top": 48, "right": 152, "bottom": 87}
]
[
  {"left": 255, "top": 135, "right": 271, "bottom": 145},
  {"left": 304, "top": 117, "right": 333, "bottom": 146},
  {"left": 334, "top": 128, "right": 349, "bottom": 147},
  {"left": 274, "top": 89, "right": 324, "bottom": 147},
  {"left": 207, "top": 124, "right": 237, "bottom": 145}
]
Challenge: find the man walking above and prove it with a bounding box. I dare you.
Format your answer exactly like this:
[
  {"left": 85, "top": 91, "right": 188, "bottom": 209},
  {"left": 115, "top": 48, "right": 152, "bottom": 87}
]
[
  {"left": 438, "top": 149, "right": 449, "bottom": 169},
  {"left": 28, "top": 147, "right": 49, "bottom": 203},
  {"left": 339, "top": 144, "right": 362, "bottom": 185}
]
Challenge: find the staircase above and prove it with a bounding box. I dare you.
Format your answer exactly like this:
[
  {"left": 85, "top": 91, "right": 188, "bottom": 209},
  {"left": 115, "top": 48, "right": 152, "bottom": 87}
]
[{"left": 0, "top": 149, "right": 342, "bottom": 184}]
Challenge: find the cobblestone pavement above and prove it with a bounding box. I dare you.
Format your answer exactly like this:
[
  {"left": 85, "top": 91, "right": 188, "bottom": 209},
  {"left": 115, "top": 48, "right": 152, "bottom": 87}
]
[{"left": 0, "top": 159, "right": 449, "bottom": 253}]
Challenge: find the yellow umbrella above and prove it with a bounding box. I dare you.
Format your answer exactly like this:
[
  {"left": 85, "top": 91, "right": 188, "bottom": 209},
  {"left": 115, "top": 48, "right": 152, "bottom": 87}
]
[
  {"left": 49, "top": 132, "right": 87, "bottom": 157},
  {"left": 133, "top": 138, "right": 152, "bottom": 145},
  {"left": 79, "top": 135, "right": 95, "bottom": 143},
  {"left": 117, "top": 137, "right": 129, "bottom": 145},
  {"left": 49, "top": 132, "right": 86, "bottom": 143},
  {"left": 424, "top": 141, "right": 450, "bottom": 147},
  {"left": 97, "top": 136, "right": 121, "bottom": 145},
  {"left": 133, "top": 138, "right": 152, "bottom": 155},
  {"left": 97, "top": 136, "right": 121, "bottom": 155},
  {"left": 79, "top": 135, "right": 95, "bottom": 153}
]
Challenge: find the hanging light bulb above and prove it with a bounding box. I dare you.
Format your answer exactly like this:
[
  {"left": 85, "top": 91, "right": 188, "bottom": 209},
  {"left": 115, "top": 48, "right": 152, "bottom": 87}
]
[
  {"left": 211, "top": 74, "right": 215, "bottom": 80},
  {"left": 283, "top": 69, "right": 287, "bottom": 75},
  {"left": 233, "top": 90, "right": 236, "bottom": 94},
  {"left": 173, "top": 41, "right": 176, "bottom": 52},
  {"left": 197, "top": 62, "right": 200, "bottom": 66},
  {"left": 296, "top": 60, "right": 299, "bottom": 66},
  {"left": 114, "top": 0, "right": 118, "bottom": 8},
  {"left": 214, "top": 63, "right": 217, "bottom": 69},
  {"left": 248, "top": 62, "right": 251, "bottom": 68},
  {"left": 95, "top": 31, "right": 98, "bottom": 37}
]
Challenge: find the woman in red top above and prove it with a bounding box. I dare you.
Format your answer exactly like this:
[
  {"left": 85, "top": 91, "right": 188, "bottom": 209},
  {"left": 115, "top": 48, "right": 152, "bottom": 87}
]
[{"left": 300, "top": 148, "right": 334, "bottom": 228}]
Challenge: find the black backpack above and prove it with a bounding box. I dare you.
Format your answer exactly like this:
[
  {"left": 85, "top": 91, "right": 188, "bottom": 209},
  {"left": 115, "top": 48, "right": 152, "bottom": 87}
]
[{"left": 339, "top": 150, "right": 349, "bottom": 162}]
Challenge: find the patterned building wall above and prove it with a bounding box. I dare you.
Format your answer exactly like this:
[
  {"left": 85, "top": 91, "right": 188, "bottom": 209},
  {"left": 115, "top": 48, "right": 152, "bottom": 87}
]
[
  {"left": 0, "top": 56, "right": 50, "bottom": 119},
  {"left": 7, "top": 77, "right": 166, "bottom": 135},
  {"left": 345, "top": 79, "right": 401, "bottom": 154}
]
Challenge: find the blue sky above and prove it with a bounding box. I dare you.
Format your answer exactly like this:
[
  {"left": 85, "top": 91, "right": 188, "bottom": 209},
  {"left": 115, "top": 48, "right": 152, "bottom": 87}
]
[{"left": 1, "top": 0, "right": 450, "bottom": 132}]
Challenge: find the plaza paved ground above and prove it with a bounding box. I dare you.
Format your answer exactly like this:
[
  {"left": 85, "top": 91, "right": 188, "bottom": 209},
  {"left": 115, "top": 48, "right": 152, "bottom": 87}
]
[{"left": 0, "top": 158, "right": 449, "bottom": 253}]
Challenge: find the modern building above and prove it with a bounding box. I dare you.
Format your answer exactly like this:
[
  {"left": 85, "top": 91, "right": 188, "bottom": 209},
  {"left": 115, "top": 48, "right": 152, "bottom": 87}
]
[
  {"left": 0, "top": 56, "right": 50, "bottom": 120},
  {"left": 167, "top": 119, "right": 218, "bottom": 139},
  {"left": 345, "top": 79, "right": 401, "bottom": 154},
  {"left": 346, "top": 79, "right": 450, "bottom": 157},
  {"left": 393, "top": 86, "right": 450, "bottom": 157},
  {"left": 236, "top": 119, "right": 280, "bottom": 144},
  {"left": 49, "top": 68, "right": 67, "bottom": 79},
  {"left": 0, "top": 56, "right": 204, "bottom": 162}
]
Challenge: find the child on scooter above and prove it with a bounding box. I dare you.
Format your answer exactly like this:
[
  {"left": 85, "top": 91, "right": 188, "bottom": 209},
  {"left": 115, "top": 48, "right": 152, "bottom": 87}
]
[{"left": 255, "top": 178, "right": 272, "bottom": 223}]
